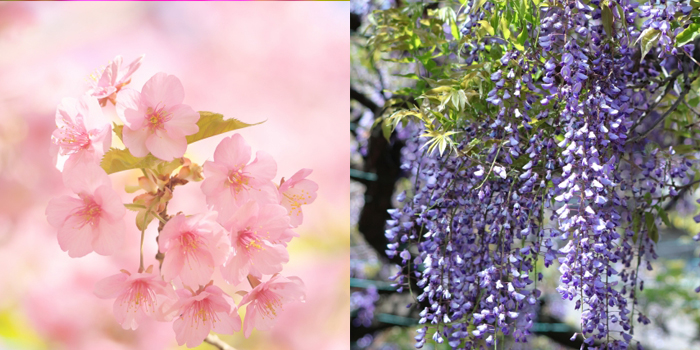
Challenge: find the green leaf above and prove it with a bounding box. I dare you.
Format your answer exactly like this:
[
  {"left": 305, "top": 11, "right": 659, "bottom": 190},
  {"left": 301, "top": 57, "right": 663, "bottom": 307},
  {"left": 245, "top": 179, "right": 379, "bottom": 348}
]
[
  {"left": 500, "top": 14, "right": 511, "bottom": 40},
  {"left": 615, "top": 3, "right": 630, "bottom": 40},
  {"left": 657, "top": 206, "right": 672, "bottom": 228},
  {"left": 636, "top": 28, "right": 661, "bottom": 63},
  {"left": 514, "top": 28, "right": 527, "bottom": 51},
  {"left": 186, "top": 111, "right": 261, "bottom": 144},
  {"left": 136, "top": 210, "right": 155, "bottom": 231},
  {"left": 154, "top": 157, "right": 185, "bottom": 177},
  {"left": 478, "top": 20, "right": 495, "bottom": 36},
  {"left": 649, "top": 222, "right": 659, "bottom": 243},
  {"left": 395, "top": 73, "right": 420, "bottom": 80},
  {"left": 100, "top": 148, "right": 162, "bottom": 175},
  {"left": 632, "top": 210, "right": 641, "bottom": 243},
  {"left": 676, "top": 23, "right": 700, "bottom": 47},
  {"left": 471, "top": 0, "right": 487, "bottom": 14},
  {"left": 601, "top": 3, "right": 613, "bottom": 38},
  {"left": 672, "top": 144, "right": 697, "bottom": 155},
  {"left": 382, "top": 119, "right": 393, "bottom": 142},
  {"left": 644, "top": 212, "right": 659, "bottom": 243},
  {"left": 113, "top": 123, "right": 124, "bottom": 141},
  {"left": 124, "top": 203, "right": 146, "bottom": 211}
]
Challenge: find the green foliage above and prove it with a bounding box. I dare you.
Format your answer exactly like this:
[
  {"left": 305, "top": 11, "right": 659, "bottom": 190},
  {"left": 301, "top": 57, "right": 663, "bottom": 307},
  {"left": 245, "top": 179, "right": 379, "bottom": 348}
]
[
  {"left": 636, "top": 28, "right": 661, "bottom": 63},
  {"left": 601, "top": 2, "right": 614, "bottom": 38},
  {"left": 103, "top": 112, "right": 258, "bottom": 174},
  {"left": 642, "top": 259, "right": 700, "bottom": 329},
  {"left": 675, "top": 23, "right": 700, "bottom": 47},
  {"left": 186, "top": 111, "right": 261, "bottom": 144},
  {"left": 100, "top": 149, "right": 166, "bottom": 175}
]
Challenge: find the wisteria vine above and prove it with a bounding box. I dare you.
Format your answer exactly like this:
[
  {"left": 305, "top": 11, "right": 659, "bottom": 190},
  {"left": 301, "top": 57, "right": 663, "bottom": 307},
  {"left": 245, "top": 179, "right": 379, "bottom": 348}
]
[{"left": 368, "top": 0, "right": 700, "bottom": 349}]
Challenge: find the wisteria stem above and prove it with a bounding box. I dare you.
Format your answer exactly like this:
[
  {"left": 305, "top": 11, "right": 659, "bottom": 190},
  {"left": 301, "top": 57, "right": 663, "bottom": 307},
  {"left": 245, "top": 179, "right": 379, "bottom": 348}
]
[{"left": 204, "top": 334, "right": 236, "bottom": 350}]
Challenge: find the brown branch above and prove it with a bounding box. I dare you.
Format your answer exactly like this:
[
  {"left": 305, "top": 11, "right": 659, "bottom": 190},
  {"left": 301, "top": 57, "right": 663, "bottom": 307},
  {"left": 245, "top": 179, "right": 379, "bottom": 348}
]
[
  {"left": 204, "top": 334, "right": 236, "bottom": 350},
  {"left": 628, "top": 69, "right": 691, "bottom": 144},
  {"left": 351, "top": 86, "right": 381, "bottom": 113},
  {"left": 628, "top": 70, "right": 681, "bottom": 135}
]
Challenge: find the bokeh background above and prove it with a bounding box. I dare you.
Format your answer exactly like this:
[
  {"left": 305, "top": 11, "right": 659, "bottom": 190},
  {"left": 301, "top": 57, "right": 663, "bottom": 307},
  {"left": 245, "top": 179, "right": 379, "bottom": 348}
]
[{"left": 0, "top": 2, "right": 349, "bottom": 350}]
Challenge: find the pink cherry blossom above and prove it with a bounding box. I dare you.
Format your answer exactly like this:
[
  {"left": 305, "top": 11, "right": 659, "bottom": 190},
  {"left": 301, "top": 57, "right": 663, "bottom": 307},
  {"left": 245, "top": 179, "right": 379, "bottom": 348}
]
[
  {"left": 278, "top": 168, "right": 318, "bottom": 227},
  {"left": 50, "top": 95, "right": 112, "bottom": 171},
  {"left": 239, "top": 274, "right": 305, "bottom": 338},
  {"left": 171, "top": 285, "right": 241, "bottom": 348},
  {"left": 158, "top": 212, "right": 229, "bottom": 288},
  {"left": 116, "top": 72, "right": 199, "bottom": 161},
  {"left": 93, "top": 268, "right": 176, "bottom": 330},
  {"left": 201, "top": 134, "right": 279, "bottom": 214},
  {"left": 219, "top": 201, "right": 293, "bottom": 285},
  {"left": 45, "top": 162, "right": 125, "bottom": 257},
  {"left": 87, "top": 54, "right": 144, "bottom": 106}
]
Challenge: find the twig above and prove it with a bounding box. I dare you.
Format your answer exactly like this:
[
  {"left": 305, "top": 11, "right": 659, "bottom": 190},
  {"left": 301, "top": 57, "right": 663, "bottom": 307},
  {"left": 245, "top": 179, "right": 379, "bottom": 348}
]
[
  {"left": 628, "top": 70, "right": 681, "bottom": 135},
  {"left": 204, "top": 334, "right": 236, "bottom": 350},
  {"left": 351, "top": 86, "right": 381, "bottom": 112},
  {"left": 628, "top": 69, "right": 691, "bottom": 143}
]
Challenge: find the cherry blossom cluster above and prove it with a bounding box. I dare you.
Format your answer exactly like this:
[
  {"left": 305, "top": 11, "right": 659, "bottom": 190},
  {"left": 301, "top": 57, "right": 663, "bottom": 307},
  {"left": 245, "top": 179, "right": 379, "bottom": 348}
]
[
  {"left": 45, "top": 55, "right": 318, "bottom": 347},
  {"left": 384, "top": 1, "right": 700, "bottom": 349}
]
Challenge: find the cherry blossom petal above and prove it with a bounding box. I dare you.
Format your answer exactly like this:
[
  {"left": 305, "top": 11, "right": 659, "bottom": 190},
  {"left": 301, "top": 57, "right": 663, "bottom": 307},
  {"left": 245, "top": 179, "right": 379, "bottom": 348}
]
[
  {"left": 212, "top": 311, "right": 242, "bottom": 335},
  {"left": 164, "top": 104, "right": 199, "bottom": 138},
  {"left": 62, "top": 158, "right": 111, "bottom": 195},
  {"left": 279, "top": 168, "right": 313, "bottom": 193},
  {"left": 256, "top": 204, "right": 292, "bottom": 241},
  {"left": 122, "top": 127, "right": 150, "bottom": 159},
  {"left": 113, "top": 292, "right": 137, "bottom": 329},
  {"left": 55, "top": 97, "right": 80, "bottom": 126},
  {"left": 243, "top": 305, "right": 258, "bottom": 338},
  {"left": 221, "top": 250, "right": 251, "bottom": 286},
  {"left": 213, "top": 134, "right": 251, "bottom": 169},
  {"left": 141, "top": 72, "right": 185, "bottom": 108},
  {"left": 159, "top": 214, "right": 187, "bottom": 249},
  {"left": 246, "top": 151, "right": 277, "bottom": 183},
  {"left": 161, "top": 248, "right": 185, "bottom": 283},
  {"left": 57, "top": 216, "right": 94, "bottom": 258},
  {"left": 274, "top": 276, "right": 306, "bottom": 302},
  {"left": 250, "top": 241, "right": 288, "bottom": 275},
  {"left": 116, "top": 88, "right": 143, "bottom": 128},
  {"left": 175, "top": 314, "right": 210, "bottom": 348},
  {"left": 91, "top": 125, "right": 113, "bottom": 156},
  {"left": 81, "top": 96, "right": 110, "bottom": 131},
  {"left": 45, "top": 195, "right": 82, "bottom": 228},
  {"left": 93, "top": 272, "right": 129, "bottom": 299},
  {"left": 179, "top": 248, "right": 215, "bottom": 288},
  {"left": 220, "top": 200, "right": 257, "bottom": 232},
  {"left": 281, "top": 179, "right": 317, "bottom": 227},
  {"left": 145, "top": 131, "right": 187, "bottom": 161},
  {"left": 94, "top": 185, "right": 126, "bottom": 222},
  {"left": 93, "top": 218, "right": 124, "bottom": 256},
  {"left": 118, "top": 54, "right": 144, "bottom": 84}
]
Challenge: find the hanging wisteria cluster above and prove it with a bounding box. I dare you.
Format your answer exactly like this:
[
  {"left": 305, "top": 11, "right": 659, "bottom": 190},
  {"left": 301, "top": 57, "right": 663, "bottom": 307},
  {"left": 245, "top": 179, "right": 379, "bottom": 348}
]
[{"left": 370, "top": 0, "right": 700, "bottom": 349}]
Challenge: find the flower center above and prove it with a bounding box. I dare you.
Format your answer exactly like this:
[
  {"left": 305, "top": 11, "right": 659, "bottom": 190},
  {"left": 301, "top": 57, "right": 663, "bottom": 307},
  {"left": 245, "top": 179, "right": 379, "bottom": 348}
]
[
  {"left": 283, "top": 189, "right": 312, "bottom": 216},
  {"left": 238, "top": 229, "right": 263, "bottom": 252},
  {"left": 184, "top": 299, "right": 220, "bottom": 327},
  {"left": 74, "top": 195, "right": 102, "bottom": 227},
  {"left": 226, "top": 169, "right": 250, "bottom": 193},
  {"left": 53, "top": 118, "right": 91, "bottom": 154},
  {"left": 179, "top": 231, "right": 202, "bottom": 254},
  {"left": 124, "top": 280, "right": 157, "bottom": 313},
  {"left": 146, "top": 104, "right": 171, "bottom": 131},
  {"left": 257, "top": 290, "right": 283, "bottom": 319}
]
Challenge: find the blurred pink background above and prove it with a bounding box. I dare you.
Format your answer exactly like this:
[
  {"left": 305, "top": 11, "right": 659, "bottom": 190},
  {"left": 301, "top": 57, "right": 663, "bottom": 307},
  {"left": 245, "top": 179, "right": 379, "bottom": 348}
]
[{"left": 0, "top": 2, "right": 349, "bottom": 350}]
